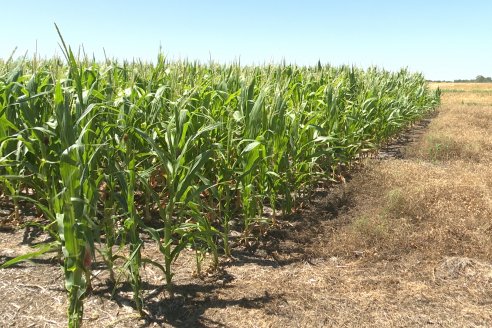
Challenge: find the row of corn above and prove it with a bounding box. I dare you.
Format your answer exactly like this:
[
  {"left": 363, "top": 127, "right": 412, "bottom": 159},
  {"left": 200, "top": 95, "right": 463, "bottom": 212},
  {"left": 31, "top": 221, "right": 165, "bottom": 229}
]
[{"left": 0, "top": 39, "right": 440, "bottom": 327}]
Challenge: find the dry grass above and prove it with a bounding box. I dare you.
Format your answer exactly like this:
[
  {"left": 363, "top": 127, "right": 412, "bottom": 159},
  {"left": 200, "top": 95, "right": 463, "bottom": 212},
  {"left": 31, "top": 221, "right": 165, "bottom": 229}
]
[
  {"left": 412, "top": 107, "right": 492, "bottom": 162},
  {"left": 326, "top": 159, "right": 492, "bottom": 261},
  {"left": 430, "top": 82, "right": 492, "bottom": 106},
  {"left": 408, "top": 83, "right": 492, "bottom": 163}
]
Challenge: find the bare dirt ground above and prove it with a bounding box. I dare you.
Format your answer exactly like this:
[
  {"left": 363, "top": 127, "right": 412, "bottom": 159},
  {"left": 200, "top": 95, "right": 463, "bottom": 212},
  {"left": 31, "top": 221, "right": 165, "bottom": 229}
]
[{"left": 1, "top": 83, "right": 492, "bottom": 327}]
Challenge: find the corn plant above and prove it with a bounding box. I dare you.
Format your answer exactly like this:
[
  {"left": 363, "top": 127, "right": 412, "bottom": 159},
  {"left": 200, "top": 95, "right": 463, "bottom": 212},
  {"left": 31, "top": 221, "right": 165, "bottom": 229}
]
[{"left": 0, "top": 36, "right": 441, "bottom": 327}]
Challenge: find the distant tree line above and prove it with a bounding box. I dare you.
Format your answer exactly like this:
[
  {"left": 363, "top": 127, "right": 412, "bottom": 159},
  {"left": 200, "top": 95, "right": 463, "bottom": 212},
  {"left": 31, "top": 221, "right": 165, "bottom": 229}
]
[{"left": 454, "top": 75, "right": 492, "bottom": 83}]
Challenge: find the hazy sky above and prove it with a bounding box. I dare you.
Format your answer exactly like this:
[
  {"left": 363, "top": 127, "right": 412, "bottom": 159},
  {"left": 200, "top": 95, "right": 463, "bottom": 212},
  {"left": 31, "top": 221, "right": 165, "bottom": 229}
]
[{"left": 1, "top": 1, "right": 491, "bottom": 81}]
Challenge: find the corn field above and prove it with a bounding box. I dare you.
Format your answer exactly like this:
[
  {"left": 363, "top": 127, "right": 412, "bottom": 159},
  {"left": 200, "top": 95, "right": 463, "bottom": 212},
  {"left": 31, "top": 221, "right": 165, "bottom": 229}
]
[{"left": 0, "top": 35, "right": 440, "bottom": 327}]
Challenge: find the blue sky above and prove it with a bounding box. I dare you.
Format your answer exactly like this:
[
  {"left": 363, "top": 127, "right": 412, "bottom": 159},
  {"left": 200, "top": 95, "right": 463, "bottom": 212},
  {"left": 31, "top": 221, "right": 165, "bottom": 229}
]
[{"left": 1, "top": 1, "right": 491, "bottom": 81}]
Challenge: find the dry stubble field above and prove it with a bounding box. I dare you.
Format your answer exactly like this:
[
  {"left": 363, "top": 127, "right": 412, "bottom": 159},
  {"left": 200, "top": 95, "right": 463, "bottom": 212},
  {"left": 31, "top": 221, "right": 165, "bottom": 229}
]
[{"left": 1, "top": 83, "right": 492, "bottom": 327}]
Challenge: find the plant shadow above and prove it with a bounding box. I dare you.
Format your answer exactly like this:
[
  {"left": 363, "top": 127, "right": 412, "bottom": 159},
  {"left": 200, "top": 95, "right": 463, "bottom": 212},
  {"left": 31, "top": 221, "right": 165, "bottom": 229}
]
[{"left": 90, "top": 275, "right": 279, "bottom": 328}]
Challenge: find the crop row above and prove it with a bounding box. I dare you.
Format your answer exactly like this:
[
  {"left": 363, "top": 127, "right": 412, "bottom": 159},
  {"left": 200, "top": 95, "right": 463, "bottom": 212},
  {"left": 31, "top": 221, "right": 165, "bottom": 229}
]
[{"left": 0, "top": 39, "right": 440, "bottom": 327}]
